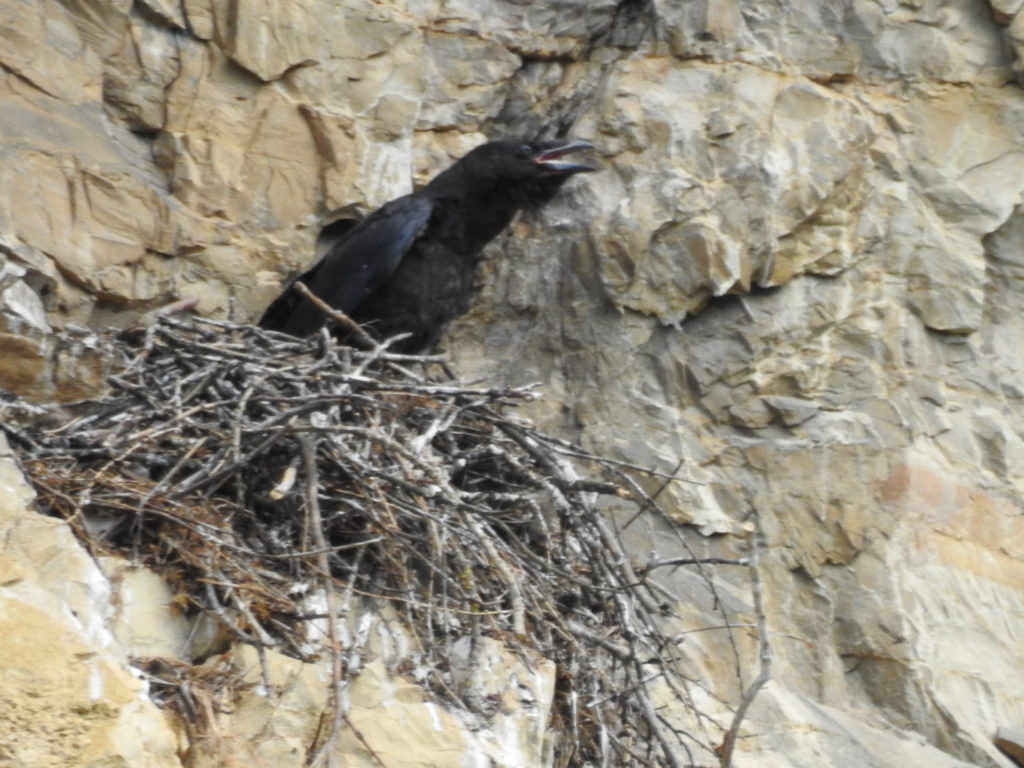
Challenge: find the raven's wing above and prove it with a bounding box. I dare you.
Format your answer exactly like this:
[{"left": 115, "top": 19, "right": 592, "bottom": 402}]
[{"left": 259, "top": 194, "right": 433, "bottom": 337}]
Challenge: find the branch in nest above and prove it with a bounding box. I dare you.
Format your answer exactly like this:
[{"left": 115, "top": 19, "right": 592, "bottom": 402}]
[
  {"left": 3, "top": 314, "right": 754, "bottom": 768},
  {"left": 290, "top": 282, "right": 381, "bottom": 351}
]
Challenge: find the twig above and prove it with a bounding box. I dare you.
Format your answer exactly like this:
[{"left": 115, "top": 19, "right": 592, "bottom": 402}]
[
  {"left": 155, "top": 295, "right": 200, "bottom": 317},
  {"left": 638, "top": 556, "right": 750, "bottom": 575},
  {"left": 291, "top": 281, "right": 379, "bottom": 349},
  {"left": 5, "top": 315, "right": 744, "bottom": 768},
  {"left": 718, "top": 525, "right": 770, "bottom": 768},
  {"left": 300, "top": 434, "right": 345, "bottom": 768},
  {"left": 300, "top": 435, "right": 388, "bottom": 768}
]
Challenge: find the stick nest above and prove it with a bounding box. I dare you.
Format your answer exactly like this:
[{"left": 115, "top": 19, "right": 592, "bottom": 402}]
[{"left": 3, "top": 316, "right": 731, "bottom": 767}]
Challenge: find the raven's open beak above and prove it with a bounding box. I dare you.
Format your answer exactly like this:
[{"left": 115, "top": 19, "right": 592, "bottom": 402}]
[{"left": 533, "top": 139, "right": 599, "bottom": 174}]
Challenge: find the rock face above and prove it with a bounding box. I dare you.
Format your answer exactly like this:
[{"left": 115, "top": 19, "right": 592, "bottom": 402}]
[
  {"left": 0, "top": 435, "right": 181, "bottom": 767},
  {"left": 3, "top": 1, "right": 1024, "bottom": 766}
]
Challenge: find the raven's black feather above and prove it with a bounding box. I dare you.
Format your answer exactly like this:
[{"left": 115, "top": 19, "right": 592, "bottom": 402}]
[{"left": 259, "top": 138, "right": 596, "bottom": 351}]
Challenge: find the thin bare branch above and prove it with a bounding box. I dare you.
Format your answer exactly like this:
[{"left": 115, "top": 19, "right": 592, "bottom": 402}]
[{"left": 2, "top": 315, "right": 760, "bottom": 768}]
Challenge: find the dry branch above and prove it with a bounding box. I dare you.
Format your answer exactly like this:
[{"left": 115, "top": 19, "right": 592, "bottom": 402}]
[
  {"left": 717, "top": 527, "right": 770, "bottom": 768},
  {"left": 1, "top": 315, "right": 760, "bottom": 767}
]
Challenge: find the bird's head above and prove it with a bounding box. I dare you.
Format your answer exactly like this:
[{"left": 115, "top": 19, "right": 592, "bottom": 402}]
[
  {"left": 423, "top": 136, "right": 600, "bottom": 212},
  {"left": 465, "top": 138, "right": 600, "bottom": 182}
]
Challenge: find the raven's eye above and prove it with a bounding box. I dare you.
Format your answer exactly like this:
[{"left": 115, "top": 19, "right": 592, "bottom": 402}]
[{"left": 519, "top": 143, "right": 532, "bottom": 156}]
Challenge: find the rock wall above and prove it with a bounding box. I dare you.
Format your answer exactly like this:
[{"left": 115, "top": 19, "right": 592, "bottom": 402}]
[{"left": 3, "top": 0, "right": 1024, "bottom": 766}]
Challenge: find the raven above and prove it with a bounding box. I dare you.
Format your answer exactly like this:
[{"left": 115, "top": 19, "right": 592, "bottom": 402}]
[{"left": 258, "top": 138, "right": 597, "bottom": 352}]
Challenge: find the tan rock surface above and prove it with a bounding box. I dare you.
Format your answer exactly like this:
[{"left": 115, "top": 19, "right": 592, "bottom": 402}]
[
  {"left": 0, "top": 436, "right": 182, "bottom": 767},
  {"left": 3, "top": 0, "right": 1024, "bottom": 766}
]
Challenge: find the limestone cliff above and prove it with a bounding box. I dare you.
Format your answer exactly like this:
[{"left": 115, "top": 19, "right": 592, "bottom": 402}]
[{"left": 2, "top": 1, "right": 1024, "bottom": 766}]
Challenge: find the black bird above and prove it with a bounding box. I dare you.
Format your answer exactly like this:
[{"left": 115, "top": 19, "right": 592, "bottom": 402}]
[{"left": 258, "top": 138, "right": 597, "bottom": 352}]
